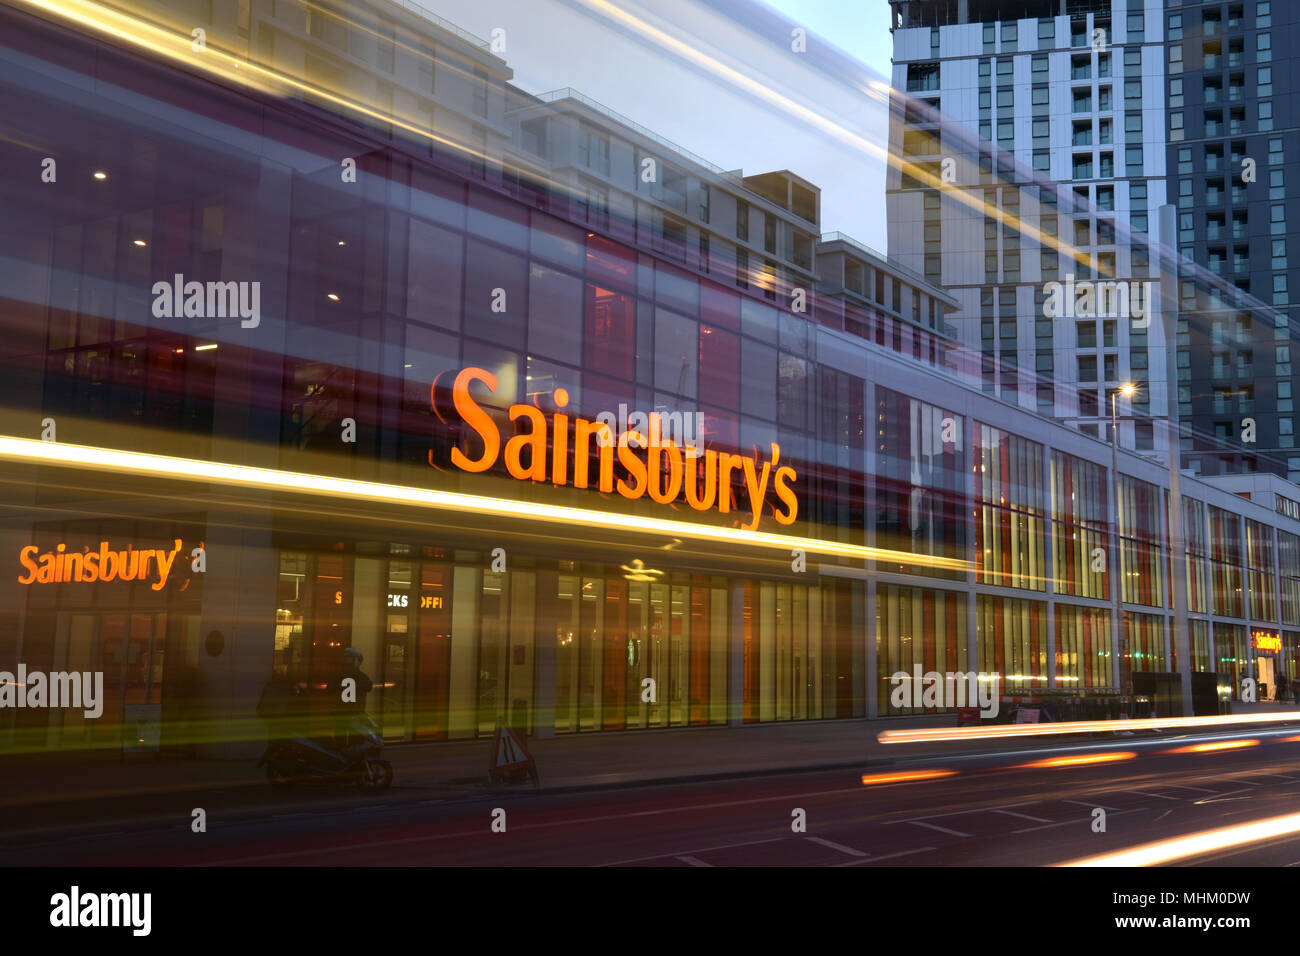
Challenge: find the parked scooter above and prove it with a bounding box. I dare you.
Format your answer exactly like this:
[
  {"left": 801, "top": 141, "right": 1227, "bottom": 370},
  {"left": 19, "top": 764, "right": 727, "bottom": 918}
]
[{"left": 258, "top": 713, "right": 393, "bottom": 792}]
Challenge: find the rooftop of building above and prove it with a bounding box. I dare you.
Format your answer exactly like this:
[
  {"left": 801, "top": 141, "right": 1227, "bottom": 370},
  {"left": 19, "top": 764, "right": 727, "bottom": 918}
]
[{"left": 890, "top": 0, "right": 1111, "bottom": 30}]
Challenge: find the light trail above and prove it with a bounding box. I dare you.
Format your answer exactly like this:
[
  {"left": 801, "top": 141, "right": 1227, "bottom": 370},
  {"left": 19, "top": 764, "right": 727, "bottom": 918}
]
[{"left": 0, "top": 435, "right": 970, "bottom": 569}]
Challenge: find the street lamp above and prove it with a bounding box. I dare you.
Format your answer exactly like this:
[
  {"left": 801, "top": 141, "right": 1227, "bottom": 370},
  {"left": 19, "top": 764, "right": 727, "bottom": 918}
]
[{"left": 1112, "top": 382, "right": 1138, "bottom": 701}]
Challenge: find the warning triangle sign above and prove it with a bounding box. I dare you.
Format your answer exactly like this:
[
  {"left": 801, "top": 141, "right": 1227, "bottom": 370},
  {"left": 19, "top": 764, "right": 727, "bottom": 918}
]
[{"left": 491, "top": 725, "right": 534, "bottom": 773}]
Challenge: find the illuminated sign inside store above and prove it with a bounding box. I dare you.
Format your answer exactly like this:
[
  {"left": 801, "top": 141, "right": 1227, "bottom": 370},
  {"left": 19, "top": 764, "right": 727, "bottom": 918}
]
[
  {"left": 387, "top": 593, "right": 408, "bottom": 608},
  {"left": 1253, "top": 631, "right": 1282, "bottom": 653},
  {"left": 437, "top": 367, "right": 798, "bottom": 530},
  {"left": 17, "top": 539, "right": 184, "bottom": 591}
]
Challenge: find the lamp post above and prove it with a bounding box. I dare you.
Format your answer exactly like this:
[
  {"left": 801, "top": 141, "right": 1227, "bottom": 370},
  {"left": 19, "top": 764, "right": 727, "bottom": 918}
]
[{"left": 1111, "top": 382, "right": 1138, "bottom": 700}]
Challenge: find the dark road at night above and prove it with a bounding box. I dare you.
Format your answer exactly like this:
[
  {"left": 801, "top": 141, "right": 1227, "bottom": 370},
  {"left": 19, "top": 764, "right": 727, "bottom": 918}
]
[{"left": 12, "top": 727, "right": 1300, "bottom": 867}]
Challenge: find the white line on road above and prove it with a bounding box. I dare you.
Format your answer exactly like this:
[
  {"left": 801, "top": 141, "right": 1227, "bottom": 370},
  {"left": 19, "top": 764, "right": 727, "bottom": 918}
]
[
  {"left": 1064, "top": 799, "right": 1119, "bottom": 810},
  {"left": 677, "top": 855, "right": 712, "bottom": 867},
  {"left": 806, "top": 836, "right": 868, "bottom": 857},
  {"left": 992, "top": 809, "right": 1052, "bottom": 823},
  {"left": 884, "top": 801, "right": 1040, "bottom": 824},
  {"left": 1011, "top": 808, "right": 1147, "bottom": 835},
  {"left": 211, "top": 788, "right": 873, "bottom": 865},
  {"left": 834, "top": 846, "right": 937, "bottom": 866},
  {"left": 907, "top": 820, "right": 971, "bottom": 837}
]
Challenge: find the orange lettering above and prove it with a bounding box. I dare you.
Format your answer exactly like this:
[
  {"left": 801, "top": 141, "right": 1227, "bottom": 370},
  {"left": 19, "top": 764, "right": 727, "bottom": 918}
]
[
  {"left": 617, "top": 431, "right": 648, "bottom": 499},
  {"left": 505, "top": 405, "right": 547, "bottom": 481},
  {"left": 685, "top": 450, "right": 717, "bottom": 510},
  {"left": 774, "top": 465, "right": 798, "bottom": 525},
  {"left": 574, "top": 419, "right": 614, "bottom": 492},
  {"left": 648, "top": 434, "right": 683, "bottom": 505},
  {"left": 448, "top": 367, "right": 500, "bottom": 473}
]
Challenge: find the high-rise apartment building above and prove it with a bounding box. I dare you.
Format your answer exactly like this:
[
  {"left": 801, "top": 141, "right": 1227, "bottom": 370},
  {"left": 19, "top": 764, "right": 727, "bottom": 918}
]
[
  {"left": 887, "top": 0, "right": 1171, "bottom": 456},
  {"left": 1164, "top": 1, "right": 1299, "bottom": 481}
]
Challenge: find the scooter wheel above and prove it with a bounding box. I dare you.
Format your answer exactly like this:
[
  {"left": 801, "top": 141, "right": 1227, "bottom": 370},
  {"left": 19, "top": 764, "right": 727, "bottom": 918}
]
[
  {"left": 267, "top": 763, "right": 293, "bottom": 787},
  {"left": 359, "top": 759, "right": 393, "bottom": 792}
]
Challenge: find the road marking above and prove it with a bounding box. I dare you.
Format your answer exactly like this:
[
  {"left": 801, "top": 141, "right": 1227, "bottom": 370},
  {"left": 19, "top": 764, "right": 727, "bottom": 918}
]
[
  {"left": 806, "top": 836, "right": 867, "bottom": 857},
  {"left": 1064, "top": 799, "right": 1119, "bottom": 810},
  {"left": 1011, "top": 808, "right": 1147, "bottom": 835},
  {"left": 992, "top": 809, "right": 1052, "bottom": 823},
  {"left": 598, "top": 837, "right": 785, "bottom": 867},
  {"left": 834, "top": 846, "right": 936, "bottom": 866},
  {"left": 677, "top": 855, "right": 712, "bottom": 867},
  {"left": 884, "top": 801, "right": 1040, "bottom": 824},
  {"left": 210, "top": 788, "right": 873, "bottom": 865},
  {"left": 1162, "top": 784, "right": 1217, "bottom": 793},
  {"left": 1119, "top": 789, "right": 1180, "bottom": 801},
  {"left": 907, "top": 820, "right": 970, "bottom": 837}
]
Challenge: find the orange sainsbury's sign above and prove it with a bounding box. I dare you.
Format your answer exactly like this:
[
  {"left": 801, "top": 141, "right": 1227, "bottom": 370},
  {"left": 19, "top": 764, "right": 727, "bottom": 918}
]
[
  {"left": 1253, "top": 631, "right": 1282, "bottom": 653},
  {"left": 436, "top": 367, "right": 797, "bottom": 531},
  {"left": 18, "top": 539, "right": 184, "bottom": 591}
]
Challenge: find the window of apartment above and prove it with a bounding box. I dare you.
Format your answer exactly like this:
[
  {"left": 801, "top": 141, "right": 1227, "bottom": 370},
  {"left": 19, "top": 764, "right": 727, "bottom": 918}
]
[
  {"left": 1126, "top": 146, "right": 1143, "bottom": 173},
  {"left": 1071, "top": 54, "right": 1091, "bottom": 80},
  {"left": 735, "top": 247, "right": 749, "bottom": 289},
  {"left": 698, "top": 183, "right": 710, "bottom": 223},
  {"left": 984, "top": 24, "right": 995, "bottom": 52},
  {"left": 1259, "top": 66, "right": 1273, "bottom": 97},
  {"left": 998, "top": 88, "right": 1014, "bottom": 109},
  {"left": 1259, "top": 101, "right": 1274, "bottom": 131},
  {"left": 1169, "top": 13, "right": 1183, "bottom": 40},
  {"left": 736, "top": 200, "right": 749, "bottom": 242},
  {"left": 576, "top": 179, "right": 609, "bottom": 227},
  {"left": 1031, "top": 85, "right": 1049, "bottom": 108},
  {"left": 1073, "top": 90, "right": 1092, "bottom": 112},
  {"left": 1038, "top": 18, "right": 1054, "bottom": 47},
  {"left": 1259, "top": 1, "right": 1272, "bottom": 28},
  {"left": 472, "top": 67, "right": 489, "bottom": 118},
  {"left": 980, "top": 89, "right": 992, "bottom": 110},
  {"left": 1099, "top": 87, "right": 1112, "bottom": 111},
  {"left": 979, "top": 58, "right": 991, "bottom": 80},
  {"left": 1078, "top": 321, "right": 1097, "bottom": 348},
  {"left": 1099, "top": 53, "right": 1111, "bottom": 78},
  {"left": 1033, "top": 150, "right": 1050, "bottom": 172},
  {"left": 1032, "top": 54, "right": 1048, "bottom": 74},
  {"left": 1079, "top": 355, "right": 1098, "bottom": 382},
  {"left": 1125, "top": 112, "right": 1142, "bottom": 134},
  {"left": 578, "top": 125, "right": 610, "bottom": 175},
  {"left": 1001, "top": 21, "right": 1017, "bottom": 50},
  {"left": 1072, "top": 121, "right": 1092, "bottom": 146},
  {"left": 1073, "top": 154, "right": 1093, "bottom": 179},
  {"left": 763, "top": 213, "right": 777, "bottom": 254},
  {"left": 907, "top": 62, "right": 940, "bottom": 92},
  {"left": 1126, "top": 13, "right": 1144, "bottom": 40},
  {"left": 1169, "top": 77, "right": 1183, "bottom": 108},
  {"left": 1259, "top": 32, "right": 1272, "bottom": 63}
]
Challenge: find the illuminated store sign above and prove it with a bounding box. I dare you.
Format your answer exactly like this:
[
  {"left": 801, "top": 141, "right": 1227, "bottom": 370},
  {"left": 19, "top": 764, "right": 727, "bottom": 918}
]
[
  {"left": 18, "top": 539, "right": 184, "bottom": 591},
  {"left": 1253, "top": 631, "right": 1282, "bottom": 653},
  {"left": 438, "top": 367, "right": 798, "bottom": 531}
]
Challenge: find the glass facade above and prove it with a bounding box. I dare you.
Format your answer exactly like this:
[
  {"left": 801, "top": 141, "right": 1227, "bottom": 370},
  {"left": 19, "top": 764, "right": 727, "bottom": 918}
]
[
  {"left": 1050, "top": 451, "right": 1110, "bottom": 600},
  {"left": 974, "top": 424, "right": 1046, "bottom": 591},
  {"left": 7, "top": 0, "right": 1300, "bottom": 759},
  {"left": 876, "top": 585, "right": 968, "bottom": 715}
]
